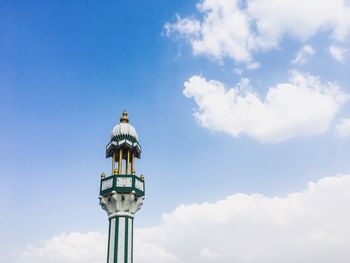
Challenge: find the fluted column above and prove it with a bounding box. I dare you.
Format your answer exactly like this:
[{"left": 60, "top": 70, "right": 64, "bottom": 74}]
[
  {"left": 112, "top": 153, "right": 116, "bottom": 174},
  {"left": 99, "top": 191, "right": 144, "bottom": 263},
  {"left": 107, "top": 216, "right": 133, "bottom": 263},
  {"left": 126, "top": 150, "right": 130, "bottom": 174},
  {"left": 118, "top": 148, "right": 123, "bottom": 174}
]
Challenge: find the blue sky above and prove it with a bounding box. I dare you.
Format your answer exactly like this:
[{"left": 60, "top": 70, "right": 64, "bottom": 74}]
[{"left": 1, "top": 0, "right": 350, "bottom": 262}]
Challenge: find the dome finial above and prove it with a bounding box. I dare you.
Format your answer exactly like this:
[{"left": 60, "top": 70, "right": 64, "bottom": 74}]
[{"left": 120, "top": 111, "right": 129, "bottom": 123}]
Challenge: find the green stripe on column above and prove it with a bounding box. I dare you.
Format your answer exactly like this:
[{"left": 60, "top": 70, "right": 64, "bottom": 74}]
[
  {"left": 132, "top": 218, "right": 134, "bottom": 263},
  {"left": 128, "top": 218, "right": 133, "bottom": 263},
  {"left": 114, "top": 217, "right": 119, "bottom": 263},
  {"left": 125, "top": 217, "right": 128, "bottom": 263},
  {"left": 107, "top": 218, "right": 111, "bottom": 263},
  {"left": 108, "top": 217, "right": 117, "bottom": 263}
]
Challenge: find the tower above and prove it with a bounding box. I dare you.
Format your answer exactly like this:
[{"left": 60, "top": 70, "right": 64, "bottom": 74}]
[{"left": 99, "top": 111, "right": 145, "bottom": 263}]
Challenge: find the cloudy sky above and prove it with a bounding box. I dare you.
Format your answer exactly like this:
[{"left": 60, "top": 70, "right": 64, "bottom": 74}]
[{"left": 1, "top": 0, "right": 350, "bottom": 262}]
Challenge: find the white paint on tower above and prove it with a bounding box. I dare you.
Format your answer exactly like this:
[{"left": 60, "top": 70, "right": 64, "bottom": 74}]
[
  {"left": 128, "top": 218, "right": 133, "bottom": 263},
  {"left": 118, "top": 217, "right": 126, "bottom": 262},
  {"left": 108, "top": 218, "right": 116, "bottom": 263}
]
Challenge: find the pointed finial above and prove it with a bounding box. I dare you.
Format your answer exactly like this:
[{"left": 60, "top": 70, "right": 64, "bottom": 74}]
[{"left": 120, "top": 111, "right": 129, "bottom": 123}]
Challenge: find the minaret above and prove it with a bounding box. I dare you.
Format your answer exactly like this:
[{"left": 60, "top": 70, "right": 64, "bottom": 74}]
[{"left": 99, "top": 111, "right": 145, "bottom": 263}]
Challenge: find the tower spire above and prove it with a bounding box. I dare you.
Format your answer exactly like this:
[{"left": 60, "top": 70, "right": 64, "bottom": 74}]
[{"left": 120, "top": 111, "right": 129, "bottom": 123}]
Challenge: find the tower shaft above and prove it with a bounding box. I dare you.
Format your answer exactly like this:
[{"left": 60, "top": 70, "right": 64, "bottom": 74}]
[{"left": 107, "top": 216, "right": 133, "bottom": 263}]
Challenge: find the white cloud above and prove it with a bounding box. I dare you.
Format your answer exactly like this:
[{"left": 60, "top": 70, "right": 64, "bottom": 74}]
[
  {"left": 20, "top": 232, "right": 106, "bottom": 263},
  {"left": 165, "top": 0, "right": 253, "bottom": 63},
  {"left": 292, "top": 45, "right": 315, "bottom": 65},
  {"left": 247, "top": 0, "right": 350, "bottom": 46},
  {"left": 164, "top": 15, "right": 201, "bottom": 38},
  {"left": 233, "top": 67, "right": 243, "bottom": 76},
  {"left": 134, "top": 239, "right": 181, "bottom": 263},
  {"left": 21, "top": 174, "right": 350, "bottom": 263},
  {"left": 336, "top": 118, "right": 350, "bottom": 137},
  {"left": 329, "top": 45, "right": 348, "bottom": 62},
  {"left": 246, "top": 61, "right": 261, "bottom": 70},
  {"left": 136, "top": 174, "right": 350, "bottom": 263},
  {"left": 183, "top": 71, "right": 348, "bottom": 142},
  {"left": 165, "top": 0, "right": 350, "bottom": 63}
]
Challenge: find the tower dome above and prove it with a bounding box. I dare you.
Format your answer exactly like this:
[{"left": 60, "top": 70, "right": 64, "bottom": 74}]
[
  {"left": 106, "top": 111, "right": 142, "bottom": 160},
  {"left": 111, "top": 111, "right": 138, "bottom": 140}
]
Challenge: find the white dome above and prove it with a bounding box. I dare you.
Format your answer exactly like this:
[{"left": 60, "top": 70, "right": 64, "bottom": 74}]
[{"left": 112, "top": 122, "right": 138, "bottom": 140}]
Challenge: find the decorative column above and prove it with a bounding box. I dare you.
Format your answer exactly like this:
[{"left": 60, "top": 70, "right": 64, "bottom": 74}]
[
  {"left": 99, "top": 190, "right": 144, "bottom": 263},
  {"left": 99, "top": 111, "right": 145, "bottom": 263}
]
